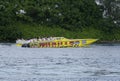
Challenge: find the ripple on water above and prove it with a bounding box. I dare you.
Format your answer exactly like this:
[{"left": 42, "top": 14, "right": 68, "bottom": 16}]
[{"left": 0, "top": 44, "right": 120, "bottom": 80}]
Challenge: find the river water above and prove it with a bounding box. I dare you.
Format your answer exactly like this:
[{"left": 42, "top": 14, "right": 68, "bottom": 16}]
[{"left": 0, "top": 43, "right": 120, "bottom": 81}]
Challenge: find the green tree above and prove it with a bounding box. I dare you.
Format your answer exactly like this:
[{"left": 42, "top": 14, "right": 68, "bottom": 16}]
[{"left": 101, "top": 0, "right": 120, "bottom": 26}]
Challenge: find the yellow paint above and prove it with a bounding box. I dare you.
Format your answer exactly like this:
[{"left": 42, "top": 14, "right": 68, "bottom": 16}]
[
  {"left": 16, "top": 44, "right": 22, "bottom": 47},
  {"left": 16, "top": 37, "right": 98, "bottom": 48}
]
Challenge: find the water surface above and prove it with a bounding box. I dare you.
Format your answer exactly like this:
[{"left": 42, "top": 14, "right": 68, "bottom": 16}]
[{"left": 0, "top": 43, "right": 120, "bottom": 81}]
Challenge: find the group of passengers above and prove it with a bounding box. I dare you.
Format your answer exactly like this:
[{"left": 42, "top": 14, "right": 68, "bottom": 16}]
[{"left": 16, "top": 37, "right": 56, "bottom": 44}]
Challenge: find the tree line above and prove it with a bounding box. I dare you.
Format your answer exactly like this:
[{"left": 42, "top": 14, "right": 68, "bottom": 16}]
[{"left": 0, "top": 0, "right": 120, "bottom": 42}]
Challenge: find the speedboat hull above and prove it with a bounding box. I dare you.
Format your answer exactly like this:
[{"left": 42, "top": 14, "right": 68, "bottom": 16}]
[
  {"left": 16, "top": 37, "right": 98, "bottom": 48},
  {"left": 29, "top": 39, "right": 98, "bottom": 48}
]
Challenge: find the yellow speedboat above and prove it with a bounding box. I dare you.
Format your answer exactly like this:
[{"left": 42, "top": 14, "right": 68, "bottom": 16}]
[{"left": 18, "top": 37, "right": 98, "bottom": 48}]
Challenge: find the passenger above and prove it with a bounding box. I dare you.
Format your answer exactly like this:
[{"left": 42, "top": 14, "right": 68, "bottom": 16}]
[
  {"left": 50, "top": 37, "right": 53, "bottom": 40},
  {"left": 42, "top": 38, "right": 45, "bottom": 41},
  {"left": 45, "top": 37, "right": 47, "bottom": 40},
  {"left": 39, "top": 38, "right": 42, "bottom": 42},
  {"left": 47, "top": 37, "right": 51, "bottom": 41}
]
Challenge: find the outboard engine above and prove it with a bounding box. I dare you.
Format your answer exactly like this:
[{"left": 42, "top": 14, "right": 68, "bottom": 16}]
[{"left": 22, "top": 43, "right": 30, "bottom": 48}]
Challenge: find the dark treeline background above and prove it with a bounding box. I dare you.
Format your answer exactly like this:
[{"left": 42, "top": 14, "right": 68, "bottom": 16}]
[{"left": 0, "top": 0, "right": 120, "bottom": 42}]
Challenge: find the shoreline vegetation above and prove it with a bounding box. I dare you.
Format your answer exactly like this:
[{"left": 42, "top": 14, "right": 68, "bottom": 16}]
[
  {"left": 97, "top": 40, "right": 120, "bottom": 43},
  {"left": 0, "top": 23, "right": 120, "bottom": 43},
  {"left": 0, "top": 1, "right": 119, "bottom": 43}
]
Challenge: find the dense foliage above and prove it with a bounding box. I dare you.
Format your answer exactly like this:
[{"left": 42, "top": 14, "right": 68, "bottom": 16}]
[{"left": 0, "top": 0, "right": 120, "bottom": 42}]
